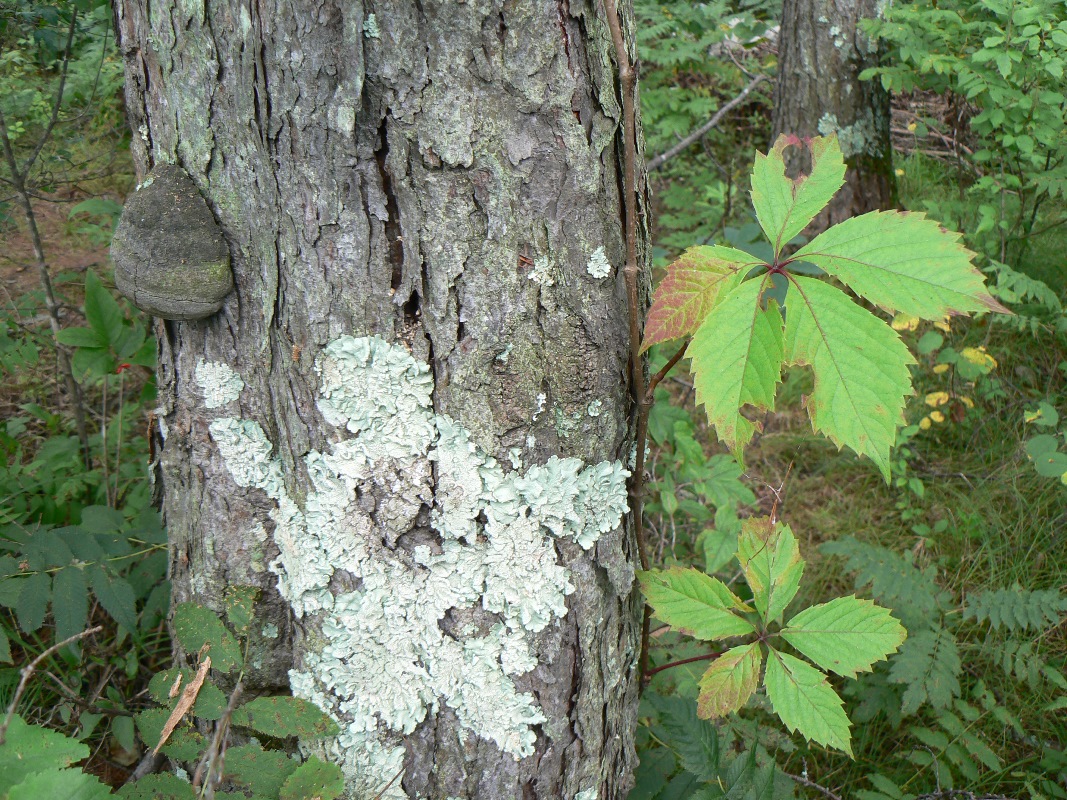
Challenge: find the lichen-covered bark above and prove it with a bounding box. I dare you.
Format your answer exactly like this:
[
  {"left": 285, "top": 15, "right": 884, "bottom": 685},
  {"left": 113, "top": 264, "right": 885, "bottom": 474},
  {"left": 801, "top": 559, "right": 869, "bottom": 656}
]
[
  {"left": 772, "top": 0, "right": 896, "bottom": 230},
  {"left": 111, "top": 1, "right": 645, "bottom": 797}
]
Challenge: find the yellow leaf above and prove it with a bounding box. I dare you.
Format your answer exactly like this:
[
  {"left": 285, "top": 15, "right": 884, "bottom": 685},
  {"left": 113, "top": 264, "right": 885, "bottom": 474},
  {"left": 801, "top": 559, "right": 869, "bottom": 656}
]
[
  {"left": 961, "top": 346, "right": 997, "bottom": 370},
  {"left": 891, "top": 312, "right": 920, "bottom": 331},
  {"left": 930, "top": 410, "right": 945, "bottom": 423},
  {"left": 919, "top": 417, "right": 932, "bottom": 430},
  {"left": 934, "top": 318, "right": 952, "bottom": 332},
  {"left": 925, "top": 391, "right": 950, "bottom": 407},
  {"left": 960, "top": 396, "right": 974, "bottom": 408},
  {"left": 932, "top": 364, "right": 950, "bottom": 375},
  {"left": 907, "top": 122, "right": 917, "bottom": 132}
]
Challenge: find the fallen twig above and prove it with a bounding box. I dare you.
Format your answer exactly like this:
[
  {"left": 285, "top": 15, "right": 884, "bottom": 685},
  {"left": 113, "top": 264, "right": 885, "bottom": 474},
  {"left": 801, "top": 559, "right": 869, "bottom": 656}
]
[
  {"left": 0, "top": 625, "right": 103, "bottom": 745},
  {"left": 647, "top": 74, "right": 767, "bottom": 172}
]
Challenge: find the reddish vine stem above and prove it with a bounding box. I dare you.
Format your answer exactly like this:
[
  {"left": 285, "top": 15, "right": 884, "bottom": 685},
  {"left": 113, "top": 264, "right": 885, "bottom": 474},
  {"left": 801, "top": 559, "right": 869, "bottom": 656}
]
[
  {"left": 644, "top": 650, "right": 723, "bottom": 679},
  {"left": 601, "top": 0, "right": 654, "bottom": 691},
  {"left": 646, "top": 342, "right": 688, "bottom": 402}
]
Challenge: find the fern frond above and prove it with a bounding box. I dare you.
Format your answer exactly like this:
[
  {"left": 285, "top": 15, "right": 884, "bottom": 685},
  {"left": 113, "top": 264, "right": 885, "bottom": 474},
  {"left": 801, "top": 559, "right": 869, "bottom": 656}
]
[
  {"left": 986, "top": 639, "right": 1067, "bottom": 691},
  {"left": 819, "top": 537, "right": 946, "bottom": 630},
  {"left": 888, "top": 627, "right": 961, "bottom": 715},
  {"left": 964, "top": 586, "right": 1067, "bottom": 632}
]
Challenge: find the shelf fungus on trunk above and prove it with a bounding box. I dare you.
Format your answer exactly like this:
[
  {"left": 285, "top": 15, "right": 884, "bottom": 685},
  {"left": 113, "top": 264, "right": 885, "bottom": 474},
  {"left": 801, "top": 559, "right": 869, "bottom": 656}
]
[{"left": 110, "top": 164, "right": 233, "bottom": 320}]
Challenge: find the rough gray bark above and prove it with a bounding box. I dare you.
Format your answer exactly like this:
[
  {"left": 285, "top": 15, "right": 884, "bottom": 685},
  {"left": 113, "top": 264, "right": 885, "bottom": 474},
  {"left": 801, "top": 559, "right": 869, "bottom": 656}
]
[
  {"left": 111, "top": 1, "right": 646, "bottom": 798},
  {"left": 772, "top": 0, "right": 896, "bottom": 230}
]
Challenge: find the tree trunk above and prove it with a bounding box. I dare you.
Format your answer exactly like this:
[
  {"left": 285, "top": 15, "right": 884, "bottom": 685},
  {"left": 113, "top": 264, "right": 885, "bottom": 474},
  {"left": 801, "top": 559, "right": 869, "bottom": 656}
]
[
  {"left": 111, "top": 1, "right": 645, "bottom": 797},
  {"left": 772, "top": 0, "right": 896, "bottom": 230}
]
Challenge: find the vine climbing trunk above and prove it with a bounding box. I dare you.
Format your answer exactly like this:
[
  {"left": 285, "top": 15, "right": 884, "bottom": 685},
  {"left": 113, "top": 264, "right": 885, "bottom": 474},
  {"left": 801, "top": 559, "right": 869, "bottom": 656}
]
[
  {"left": 111, "top": 1, "right": 647, "bottom": 797},
  {"left": 771, "top": 0, "right": 896, "bottom": 231}
]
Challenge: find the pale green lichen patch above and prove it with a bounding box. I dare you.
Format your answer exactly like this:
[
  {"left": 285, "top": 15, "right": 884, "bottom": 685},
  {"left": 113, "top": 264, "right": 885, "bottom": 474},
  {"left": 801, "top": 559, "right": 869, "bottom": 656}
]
[
  {"left": 209, "top": 336, "right": 630, "bottom": 787},
  {"left": 363, "top": 13, "right": 380, "bottom": 38},
  {"left": 530, "top": 255, "right": 556, "bottom": 286},
  {"left": 195, "top": 359, "right": 244, "bottom": 408},
  {"left": 818, "top": 111, "right": 879, "bottom": 157},
  {"left": 586, "top": 246, "right": 612, "bottom": 279}
]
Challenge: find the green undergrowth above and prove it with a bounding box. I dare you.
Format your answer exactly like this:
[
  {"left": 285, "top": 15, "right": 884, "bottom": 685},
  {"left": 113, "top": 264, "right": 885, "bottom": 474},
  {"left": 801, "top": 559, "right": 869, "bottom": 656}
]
[
  {"left": 636, "top": 200, "right": 1067, "bottom": 799},
  {"left": 638, "top": 315, "right": 1067, "bottom": 798}
]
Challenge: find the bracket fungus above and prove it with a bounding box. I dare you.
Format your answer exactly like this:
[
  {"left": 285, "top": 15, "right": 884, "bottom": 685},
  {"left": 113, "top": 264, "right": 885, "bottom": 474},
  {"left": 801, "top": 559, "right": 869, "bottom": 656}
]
[{"left": 110, "top": 164, "right": 233, "bottom": 320}]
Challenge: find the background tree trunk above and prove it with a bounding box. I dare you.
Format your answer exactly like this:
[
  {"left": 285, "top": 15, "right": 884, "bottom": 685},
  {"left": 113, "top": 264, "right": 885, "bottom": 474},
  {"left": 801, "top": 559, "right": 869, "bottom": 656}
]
[
  {"left": 111, "top": 1, "right": 645, "bottom": 797},
  {"left": 772, "top": 0, "right": 896, "bottom": 230}
]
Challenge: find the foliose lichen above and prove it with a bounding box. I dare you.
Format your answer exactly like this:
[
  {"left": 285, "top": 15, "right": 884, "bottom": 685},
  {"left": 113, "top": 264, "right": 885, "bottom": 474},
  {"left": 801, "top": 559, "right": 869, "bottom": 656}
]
[
  {"left": 208, "top": 336, "right": 630, "bottom": 795},
  {"left": 364, "top": 13, "right": 380, "bottom": 38},
  {"left": 195, "top": 359, "right": 244, "bottom": 408},
  {"left": 586, "top": 246, "right": 612, "bottom": 279},
  {"left": 530, "top": 255, "right": 556, "bottom": 287}
]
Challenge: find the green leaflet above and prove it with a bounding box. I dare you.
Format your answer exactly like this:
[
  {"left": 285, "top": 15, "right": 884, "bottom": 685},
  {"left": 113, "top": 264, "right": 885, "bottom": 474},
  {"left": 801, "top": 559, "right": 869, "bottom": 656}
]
[
  {"left": 223, "top": 743, "right": 300, "bottom": 797},
  {"left": 751, "top": 134, "right": 846, "bottom": 257},
  {"left": 792, "top": 210, "right": 1010, "bottom": 319},
  {"left": 642, "top": 246, "right": 756, "bottom": 351},
  {"left": 764, "top": 650, "right": 853, "bottom": 756},
  {"left": 231, "top": 696, "right": 341, "bottom": 739},
  {"left": 279, "top": 757, "right": 345, "bottom": 800},
  {"left": 782, "top": 595, "right": 907, "bottom": 678},
  {"left": 784, "top": 275, "right": 916, "bottom": 480},
  {"left": 638, "top": 567, "right": 755, "bottom": 642},
  {"left": 737, "top": 518, "right": 803, "bottom": 624},
  {"left": 688, "top": 277, "right": 784, "bottom": 456},
  {"left": 0, "top": 715, "right": 90, "bottom": 794},
  {"left": 172, "top": 601, "right": 243, "bottom": 673},
  {"left": 697, "top": 643, "right": 763, "bottom": 719}
]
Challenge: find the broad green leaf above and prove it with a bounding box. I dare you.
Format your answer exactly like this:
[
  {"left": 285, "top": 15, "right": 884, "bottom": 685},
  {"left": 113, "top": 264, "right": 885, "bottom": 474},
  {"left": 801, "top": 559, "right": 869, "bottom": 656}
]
[
  {"left": 8, "top": 767, "right": 113, "bottom": 800},
  {"left": 697, "top": 643, "right": 763, "bottom": 719},
  {"left": 638, "top": 567, "right": 755, "bottom": 642},
  {"left": 52, "top": 565, "right": 88, "bottom": 648},
  {"left": 781, "top": 595, "right": 907, "bottom": 678},
  {"left": 784, "top": 275, "right": 916, "bottom": 480},
  {"left": 736, "top": 518, "right": 803, "bottom": 624},
  {"left": 231, "top": 696, "right": 340, "bottom": 739},
  {"left": 16, "top": 571, "right": 50, "bottom": 633},
  {"left": 643, "top": 246, "right": 758, "bottom": 351},
  {"left": 793, "top": 211, "right": 1010, "bottom": 319},
  {"left": 54, "top": 327, "right": 105, "bottom": 348},
  {"left": 88, "top": 566, "right": 139, "bottom": 636},
  {"left": 700, "top": 525, "right": 738, "bottom": 574},
  {"left": 0, "top": 715, "right": 89, "bottom": 793},
  {"left": 688, "top": 277, "right": 784, "bottom": 457},
  {"left": 117, "top": 773, "right": 197, "bottom": 800},
  {"left": 764, "top": 650, "right": 853, "bottom": 756},
  {"left": 172, "top": 602, "right": 242, "bottom": 672},
  {"left": 0, "top": 627, "right": 10, "bottom": 663},
  {"left": 84, "top": 270, "right": 124, "bottom": 347},
  {"left": 279, "top": 756, "right": 345, "bottom": 800},
  {"left": 158, "top": 728, "right": 207, "bottom": 761},
  {"left": 225, "top": 585, "right": 260, "bottom": 635},
  {"left": 223, "top": 743, "right": 300, "bottom": 796},
  {"left": 751, "top": 134, "right": 846, "bottom": 257},
  {"left": 111, "top": 715, "right": 137, "bottom": 753},
  {"left": 147, "top": 668, "right": 228, "bottom": 719}
]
